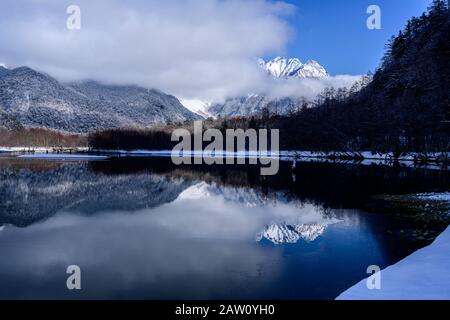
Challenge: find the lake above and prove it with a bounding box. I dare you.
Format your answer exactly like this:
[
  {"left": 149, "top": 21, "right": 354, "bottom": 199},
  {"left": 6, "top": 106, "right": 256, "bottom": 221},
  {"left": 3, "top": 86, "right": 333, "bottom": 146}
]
[{"left": 0, "top": 156, "right": 448, "bottom": 299}]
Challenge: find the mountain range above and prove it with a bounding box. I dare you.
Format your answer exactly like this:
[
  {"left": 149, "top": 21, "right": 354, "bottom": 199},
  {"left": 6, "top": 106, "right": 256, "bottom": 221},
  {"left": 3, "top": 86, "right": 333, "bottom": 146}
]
[
  {"left": 0, "top": 56, "right": 327, "bottom": 133},
  {"left": 195, "top": 57, "right": 328, "bottom": 118}
]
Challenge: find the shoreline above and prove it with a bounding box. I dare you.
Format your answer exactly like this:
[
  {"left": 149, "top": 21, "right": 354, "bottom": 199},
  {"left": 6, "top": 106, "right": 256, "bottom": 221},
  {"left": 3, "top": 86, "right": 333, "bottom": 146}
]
[{"left": 1, "top": 147, "right": 448, "bottom": 170}]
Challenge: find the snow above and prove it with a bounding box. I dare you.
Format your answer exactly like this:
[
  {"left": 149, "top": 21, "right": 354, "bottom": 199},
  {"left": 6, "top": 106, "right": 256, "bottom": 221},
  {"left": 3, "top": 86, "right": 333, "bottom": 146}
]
[
  {"left": 81, "top": 149, "right": 448, "bottom": 170},
  {"left": 176, "top": 182, "right": 212, "bottom": 201},
  {"left": 256, "top": 217, "right": 343, "bottom": 244},
  {"left": 259, "top": 57, "right": 328, "bottom": 79},
  {"left": 417, "top": 193, "right": 450, "bottom": 203},
  {"left": 179, "top": 98, "right": 212, "bottom": 118},
  {"left": 337, "top": 225, "right": 450, "bottom": 300},
  {"left": 263, "top": 57, "right": 303, "bottom": 78},
  {"left": 0, "top": 147, "right": 54, "bottom": 153},
  {"left": 17, "top": 154, "right": 108, "bottom": 160},
  {"left": 337, "top": 193, "right": 450, "bottom": 300},
  {"left": 0, "top": 147, "right": 89, "bottom": 153}
]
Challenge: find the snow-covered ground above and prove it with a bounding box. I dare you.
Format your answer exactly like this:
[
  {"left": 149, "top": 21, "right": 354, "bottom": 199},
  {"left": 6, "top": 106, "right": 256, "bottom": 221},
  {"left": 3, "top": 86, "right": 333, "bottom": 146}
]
[
  {"left": 417, "top": 193, "right": 450, "bottom": 203},
  {"left": 1, "top": 147, "right": 448, "bottom": 171},
  {"left": 2, "top": 147, "right": 448, "bottom": 163},
  {"left": 17, "top": 154, "right": 108, "bottom": 160},
  {"left": 76, "top": 149, "right": 449, "bottom": 161},
  {"left": 79, "top": 149, "right": 448, "bottom": 170},
  {"left": 0, "top": 147, "right": 89, "bottom": 153},
  {"left": 337, "top": 193, "right": 450, "bottom": 300}
]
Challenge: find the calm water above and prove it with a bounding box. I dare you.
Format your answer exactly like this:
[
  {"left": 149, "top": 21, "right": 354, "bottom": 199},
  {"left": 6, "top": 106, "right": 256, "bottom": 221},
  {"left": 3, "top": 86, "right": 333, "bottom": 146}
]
[{"left": 0, "top": 156, "right": 448, "bottom": 299}]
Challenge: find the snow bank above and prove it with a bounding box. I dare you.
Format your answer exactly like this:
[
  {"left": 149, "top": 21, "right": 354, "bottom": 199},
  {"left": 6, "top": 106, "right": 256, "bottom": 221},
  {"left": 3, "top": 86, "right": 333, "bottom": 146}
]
[
  {"left": 0, "top": 147, "right": 89, "bottom": 153},
  {"left": 17, "top": 154, "right": 108, "bottom": 160},
  {"left": 337, "top": 193, "right": 450, "bottom": 300},
  {"left": 417, "top": 193, "right": 450, "bottom": 204},
  {"left": 337, "top": 225, "right": 450, "bottom": 300}
]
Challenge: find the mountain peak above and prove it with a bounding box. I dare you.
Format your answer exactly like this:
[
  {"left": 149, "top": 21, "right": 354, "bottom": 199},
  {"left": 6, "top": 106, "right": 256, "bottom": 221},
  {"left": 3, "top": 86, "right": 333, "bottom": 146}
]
[{"left": 259, "top": 56, "right": 328, "bottom": 79}]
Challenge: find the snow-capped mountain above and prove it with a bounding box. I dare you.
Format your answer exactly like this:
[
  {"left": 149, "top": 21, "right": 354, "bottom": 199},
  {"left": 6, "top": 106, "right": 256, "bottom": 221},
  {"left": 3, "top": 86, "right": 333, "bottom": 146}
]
[
  {"left": 256, "top": 224, "right": 302, "bottom": 244},
  {"left": 206, "top": 57, "right": 327, "bottom": 118},
  {"left": 208, "top": 94, "right": 310, "bottom": 118},
  {"left": 256, "top": 220, "right": 340, "bottom": 245},
  {"left": 208, "top": 94, "right": 268, "bottom": 117},
  {"left": 259, "top": 57, "right": 328, "bottom": 79},
  {"left": 0, "top": 66, "right": 200, "bottom": 133}
]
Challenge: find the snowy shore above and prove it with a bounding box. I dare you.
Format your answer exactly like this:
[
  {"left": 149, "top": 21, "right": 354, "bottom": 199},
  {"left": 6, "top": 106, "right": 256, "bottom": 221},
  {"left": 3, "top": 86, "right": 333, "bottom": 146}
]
[
  {"left": 0, "top": 147, "right": 89, "bottom": 153},
  {"left": 1, "top": 147, "right": 447, "bottom": 160},
  {"left": 17, "top": 154, "right": 109, "bottom": 160},
  {"left": 337, "top": 193, "right": 450, "bottom": 300},
  {"left": 1, "top": 147, "right": 448, "bottom": 170}
]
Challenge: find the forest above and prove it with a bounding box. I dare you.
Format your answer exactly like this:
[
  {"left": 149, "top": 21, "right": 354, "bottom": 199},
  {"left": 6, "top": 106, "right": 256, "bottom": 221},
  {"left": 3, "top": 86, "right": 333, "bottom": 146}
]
[{"left": 276, "top": 0, "right": 450, "bottom": 153}]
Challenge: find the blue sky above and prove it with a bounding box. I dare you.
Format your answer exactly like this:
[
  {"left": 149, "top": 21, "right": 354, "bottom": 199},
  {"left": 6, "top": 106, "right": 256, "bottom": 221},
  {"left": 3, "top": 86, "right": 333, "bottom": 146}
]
[{"left": 281, "top": 0, "right": 432, "bottom": 75}]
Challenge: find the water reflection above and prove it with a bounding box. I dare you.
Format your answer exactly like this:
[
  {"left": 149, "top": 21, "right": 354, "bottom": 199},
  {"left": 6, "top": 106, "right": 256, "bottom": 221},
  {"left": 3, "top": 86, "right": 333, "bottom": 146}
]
[{"left": 0, "top": 157, "right": 448, "bottom": 299}]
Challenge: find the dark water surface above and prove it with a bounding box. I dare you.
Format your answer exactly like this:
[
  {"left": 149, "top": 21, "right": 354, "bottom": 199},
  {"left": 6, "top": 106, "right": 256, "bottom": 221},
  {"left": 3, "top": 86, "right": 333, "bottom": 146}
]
[{"left": 0, "top": 156, "right": 448, "bottom": 299}]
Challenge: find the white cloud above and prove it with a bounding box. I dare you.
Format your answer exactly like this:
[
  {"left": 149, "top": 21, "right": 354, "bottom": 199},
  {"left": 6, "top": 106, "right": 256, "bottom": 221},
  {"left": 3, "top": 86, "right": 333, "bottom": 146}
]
[
  {"left": 262, "top": 75, "right": 363, "bottom": 101},
  {"left": 0, "top": 0, "right": 359, "bottom": 103}
]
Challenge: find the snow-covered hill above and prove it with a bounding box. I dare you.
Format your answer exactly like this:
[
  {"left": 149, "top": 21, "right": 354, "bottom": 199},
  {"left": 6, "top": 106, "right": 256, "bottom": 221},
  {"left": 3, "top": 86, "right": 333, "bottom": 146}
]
[
  {"left": 208, "top": 94, "right": 310, "bottom": 117},
  {"left": 0, "top": 66, "right": 200, "bottom": 133}
]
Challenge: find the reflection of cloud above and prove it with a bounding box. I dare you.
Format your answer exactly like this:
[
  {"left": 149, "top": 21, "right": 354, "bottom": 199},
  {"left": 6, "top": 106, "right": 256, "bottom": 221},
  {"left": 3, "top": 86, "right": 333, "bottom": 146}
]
[
  {"left": 173, "top": 182, "right": 344, "bottom": 243},
  {"left": 0, "top": 211, "right": 281, "bottom": 299}
]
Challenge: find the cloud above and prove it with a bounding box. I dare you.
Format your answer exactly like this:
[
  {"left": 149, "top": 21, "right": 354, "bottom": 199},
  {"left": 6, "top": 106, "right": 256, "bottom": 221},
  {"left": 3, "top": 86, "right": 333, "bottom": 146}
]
[
  {"left": 0, "top": 0, "right": 359, "bottom": 102},
  {"left": 262, "top": 75, "right": 363, "bottom": 101}
]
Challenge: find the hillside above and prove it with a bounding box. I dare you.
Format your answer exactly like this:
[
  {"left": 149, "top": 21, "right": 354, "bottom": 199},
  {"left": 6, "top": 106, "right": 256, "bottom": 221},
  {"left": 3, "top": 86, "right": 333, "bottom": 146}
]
[{"left": 0, "top": 66, "right": 199, "bottom": 133}]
